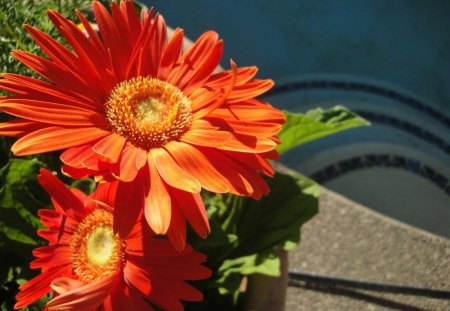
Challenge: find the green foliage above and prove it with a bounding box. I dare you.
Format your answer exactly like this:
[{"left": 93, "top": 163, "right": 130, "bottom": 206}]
[
  {"left": 277, "top": 105, "right": 370, "bottom": 154},
  {"left": 0, "top": 159, "right": 51, "bottom": 309},
  {"left": 0, "top": 159, "right": 48, "bottom": 248},
  {"left": 0, "top": 2, "right": 369, "bottom": 310},
  {"left": 187, "top": 170, "right": 319, "bottom": 310},
  {"left": 187, "top": 105, "right": 369, "bottom": 309},
  {"left": 0, "top": 0, "right": 96, "bottom": 80}
]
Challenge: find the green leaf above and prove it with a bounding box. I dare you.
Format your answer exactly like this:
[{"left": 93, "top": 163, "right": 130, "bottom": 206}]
[
  {"left": 219, "top": 252, "right": 281, "bottom": 278},
  {"left": 232, "top": 170, "right": 319, "bottom": 257},
  {"left": 193, "top": 168, "right": 319, "bottom": 307},
  {"left": 71, "top": 178, "right": 96, "bottom": 195},
  {"left": 0, "top": 159, "right": 48, "bottom": 247},
  {"left": 277, "top": 105, "right": 370, "bottom": 154},
  {"left": 213, "top": 252, "right": 280, "bottom": 303}
]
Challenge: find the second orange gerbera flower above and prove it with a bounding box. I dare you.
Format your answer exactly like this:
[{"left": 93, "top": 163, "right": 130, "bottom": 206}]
[
  {"left": 0, "top": 0, "right": 285, "bottom": 249},
  {"left": 15, "top": 169, "right": 210, "bottom": 311}
]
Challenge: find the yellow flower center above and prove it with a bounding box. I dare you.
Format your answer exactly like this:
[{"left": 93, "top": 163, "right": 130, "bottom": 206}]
[
  {"left": 105, "top": 77, "right": 193, "bottom": 150},
  {"left": 71, "top": 209, "right": 125, "bottom": 283}
]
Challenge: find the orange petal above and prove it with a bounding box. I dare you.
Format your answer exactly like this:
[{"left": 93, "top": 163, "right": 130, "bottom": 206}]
[
  {"left": 171, "top": 188, "right": 210, "bottom": 239},
  {"left": 207, "top": 118, "right": 282, "bottom": 137},
  {"left": 50, "top": 278, "right": 84, "bottom": 295},
  {"left": 164, "top": 141, "right": 229, "bottom": 193},
  {"left": 30, "top": 247, "right": 71, "bottom": 271},
  {"left": 46, "top": 10, "right": 114, "bottom": 96},
  {"left": 180, "top": 129, "right": 231, "bottom": 148},
  {"left": 23, "top": 24, "right": 78, "bottom": 75},
  {"left": 0, "top": 99, "right": 106, "bottom": 126},
  {"left": 152, "top": 279, "right": 204, "bottom": 302},
  {"left": 38, "top": 169, "right": 86, "bottom": 221},
  {"left": 60, "top": 144, "right": 96, "bottom": 168},
  {"left": 11, "top": 126, "right": 109, "bottom": 156},
  {"left": 92, "top": 133, "right": 126, "bottom": 164},
  {"left": 205, "top": 66, "right": 258, "bottom": 89},
  {"left": 15, "top": 266, "right": 70, "bottom": 310},
  {"left": 92, "top": 1, "right": 128, "bottom": 80},
  {"left": 150, "top": 148, "right": 200, "bottom": 193},
  {"left": 226, "top": 79, "right": 274, "bottom": 103},
  {"left": 197, "top": 147, "right": 254, "bottom": 196},
  {"left": 181, "top": 40, "right": 224, "bottom": 97},
  {"left": 223, "top": 151, "right": 275, "bottom": 177},
  {"left": 0, "top": 119, "right": 47, "bottom": 137},
  {"left": 123, "top": 261, "right": 152, "bottom": 296},
  {"left": 111, "top": 145, "right": 146, "bottom": 182},
  {"left": 218, "top": 134, "right": 277, "bottom": 153},
  {"left": 114, "top": 176, "right": 146, "bottom": 238},
  {"left": 90, "top": 181, "right": 118, "bottom": 209},
  {"left": 145, "top": 159, "right": 171, "bottom": 234},
  {"left": 211, "top": 99, "right": 286, "bottom": 123},
  {"left": 166, "top": 204, "right": 187, "bottom": 251},
  {"left": 12, "top": 50, "right": 98, "bottom": 101},
  {"left": 157, "top": 28, "right": 184, "bottom": 81},
  {"left": 47, "top": 274, "right": 120, "bottom": 311},
  {"left": 193, "top": 60, "right": 238, "bottom": 119},
  {"left": 0, "top": 73, "right": 100, "bottom": 110},
  {"left": 167, "top": 31, "right": 219, "bottom": 89}
]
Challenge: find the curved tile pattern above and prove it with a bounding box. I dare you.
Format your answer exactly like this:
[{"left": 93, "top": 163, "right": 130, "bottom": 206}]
[
  {"left": 264, "top": 80, "right": 450, "bottom": 129},
  {"left": 310, "top": 154, "right": 450, "bottom": 197}
]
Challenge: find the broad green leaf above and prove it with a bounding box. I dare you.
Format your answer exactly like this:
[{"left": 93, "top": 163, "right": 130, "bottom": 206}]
[
  {"left": 277, "top": 105, "right": 370, "bottom": 154},
  {"left": 192, "top": 168, "right": 319, "bottom": 307},
  {"left": 214, "top": 251, "right": 280, "bottom": 299},
  {"left": 232, "top": 170, "right": 319, "bottom": 257},
  {"left": 219, "top": 252, "right": 281, "bottom": 278}
]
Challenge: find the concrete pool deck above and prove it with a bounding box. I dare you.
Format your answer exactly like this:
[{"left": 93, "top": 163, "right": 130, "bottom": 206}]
[{"left": 286, "top": 187, "right": 450, "bottom": 310}]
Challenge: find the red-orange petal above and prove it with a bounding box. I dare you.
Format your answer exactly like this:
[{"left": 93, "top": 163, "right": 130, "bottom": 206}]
[
  {"left": 166, "top": 204, "right": 187, "bottom": 252},
  {"left": 167, "top": 31, "right": 219, "bottom": 89},
  {"left": 114, "top": 175, "right": 146, "bottom": 238},
  {"left": 111, "top": 145, "right": 145, "bottom": 182},
  {"left": 92, "top": 133, "right": 126, "bottom": 164},
  {"left": 11, "top": 126, "right": 109, "bottom": 156},
  {"left": 0, "top": 99, "right": 105, "bottom": 126},
  {"left": 226, "top": 79, "right": 274, "bottom": 103},
  {"left": 145, "top": 159, "right": 171, "bottom": 234},
  {"left": 123, "top": 261, "right": 152, "bottom": 295},
  {"left": 205, "top": 66, "right": 258, "bottom": 89},
  {"left": 0, "top": 119, "right": 47, "bottom": 137},
  {"left": 217, "top": 134, "right": 278, "bottom": 153},
  {"left": 157, "top": 28, "right": 184, "bottom": 81},
  {"left": 47, "top": 273, "right": 120, "bottom": 311},
  {"left": 149, "top": 148, "right": 200, "bottom": 193},
  {"left": 15, "top": 266, "right": 70, "bottom": 310},
  {"left": 164, "top": 141, "right": 230, "bottom": 193},
  {"left": 38, "top": 169, "right": 86, "bottom": 221},
  {"left": 180, "top": 129, "right": 231, "bottom": 148},
  {"left": 171, "top": 188, "right": 210, "bottom": 239}
]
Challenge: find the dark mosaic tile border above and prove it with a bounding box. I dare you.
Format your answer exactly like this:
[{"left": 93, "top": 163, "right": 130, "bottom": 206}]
[
  {"left": 309, "top": 154, "right": 450, "bottom": 196},
  {"left": 263, "top": 80, "right": 450, "bottom": 129},
  {"left": 354, "top": 110, "right": 450, "bottom": 155}
]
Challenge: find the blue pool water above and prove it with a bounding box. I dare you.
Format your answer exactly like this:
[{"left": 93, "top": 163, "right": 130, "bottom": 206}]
[{"left": 150, "top": 0, "right": 450, "bottom": 238}]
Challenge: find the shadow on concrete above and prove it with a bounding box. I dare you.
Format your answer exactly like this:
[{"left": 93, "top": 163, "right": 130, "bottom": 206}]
[{"left": 289, "top": 281, "right": 427, "bottom": 311}]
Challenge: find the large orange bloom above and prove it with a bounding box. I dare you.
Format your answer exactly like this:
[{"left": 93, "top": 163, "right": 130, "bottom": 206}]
[
  {"left": 0, "top": 1, "right": 285, "bottom": 249},
  {"left": 15, "top": 169, "right": 211, "bottom": 311}
]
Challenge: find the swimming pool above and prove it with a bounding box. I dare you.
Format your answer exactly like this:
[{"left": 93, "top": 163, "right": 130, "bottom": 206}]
[
  {"left": 264, "top": 74, "right": 450, "bottom": 238},
  {"left": 152, "top": 0, "right": 450, "bottom": 238}
]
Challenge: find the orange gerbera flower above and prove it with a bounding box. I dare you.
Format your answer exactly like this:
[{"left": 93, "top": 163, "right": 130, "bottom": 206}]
[
  {"left": 15, "top": 169, "right": 211, "bottom": 311},
  {"left": 0, "top": 1, "right": 285, "bottom": 249}
]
